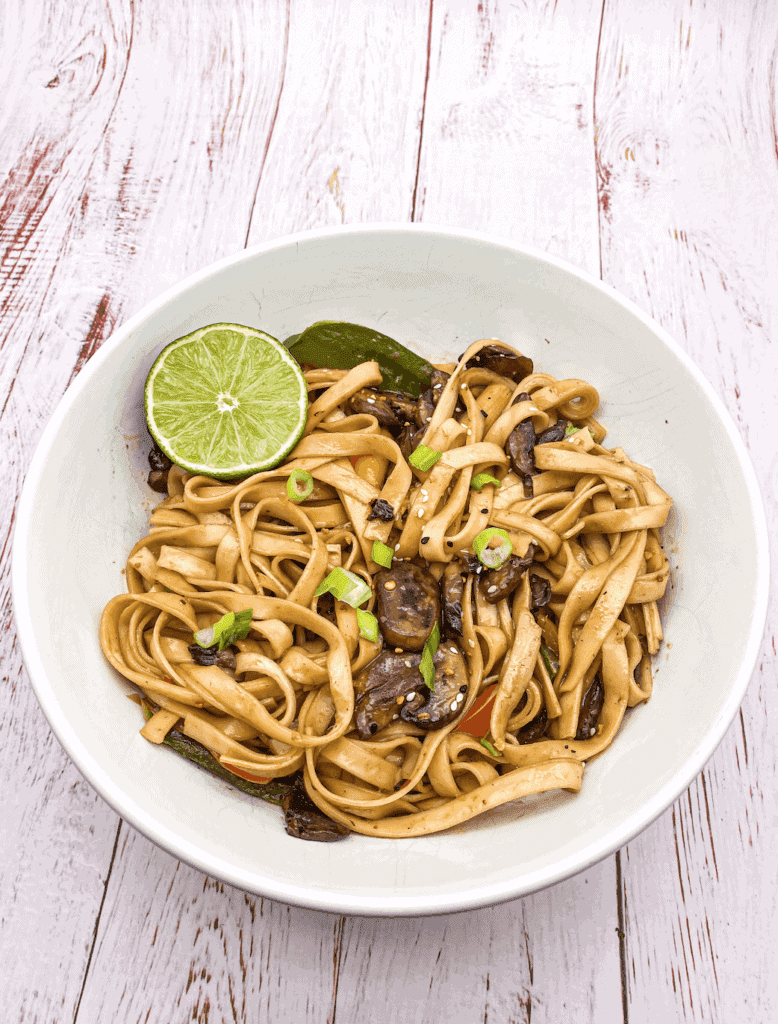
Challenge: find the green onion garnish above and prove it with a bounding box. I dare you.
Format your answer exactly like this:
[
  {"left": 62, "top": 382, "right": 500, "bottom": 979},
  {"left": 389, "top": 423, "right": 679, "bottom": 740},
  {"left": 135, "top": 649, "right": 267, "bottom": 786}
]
[
  {"left": 371, "top": 540, "right": 394, "bottom": 568},
  {"left": 564, "top": 425, "right": 582, "bottom": 437},
  {"left": 286, "top": 469, "right": 314, "bottom": 501},
  {"left": 419, "top": 622, "right": 440, "bottom": 691},
  {"left": 540, "top": 644, "right": 560, "bottom": 679},
  {"left": 356, "top": 609, "right": 380, "bottom": 642},
  {"left": 473, "top": 527, "right": 512, "bottom": 568},
  {"left": 194, "top": 608, "right": 253, "bottom": 651},
  {"left": 314, "top": 567, "right": 372, "bottom": 608},
  {"left": 470, "top": 473, "right": 501, "bottom": 491},
  {"left": 480, "top": 738, "right": 499, "bottom": 758},
  {"left": 408, "top": 444, "right": 443, "bottom": 472}
]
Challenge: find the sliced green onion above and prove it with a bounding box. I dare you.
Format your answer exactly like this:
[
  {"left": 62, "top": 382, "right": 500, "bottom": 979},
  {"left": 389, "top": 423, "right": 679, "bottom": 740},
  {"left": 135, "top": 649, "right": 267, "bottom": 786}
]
[
  {"left": 480, "top": 738, "right": 499, "bottom": 758},
  {"left": 470, "top": 473, "right": 501, "bottom": 491},
  {"left": 408, "top": 444, "right": 443, "bottom": 472},
  {"left": 564, "top": 425, "right": 582, "bottom": 438},
  {"left": 540, "top": 644, "right": 560, "bottom": 679},
  {"left": 194, "top": 608, "right": 253, "bottom": 651},
  {"left": 473, "top": 527, "right": 512, "bottom": 568},
  {"left": 314, "top": 567, "right": 372, "bottom": 608},
  {"left": 356, "top": 609, "right": 380, "bottom": 643},
  {"left": 286, "top": 469, "right": 314, "bottom": 501},
  {"left": 371, "top": 540, "right": 394, "bottom": 568},
  {"left": 419, "top": 622, "right": 440, "bottom": 691}
]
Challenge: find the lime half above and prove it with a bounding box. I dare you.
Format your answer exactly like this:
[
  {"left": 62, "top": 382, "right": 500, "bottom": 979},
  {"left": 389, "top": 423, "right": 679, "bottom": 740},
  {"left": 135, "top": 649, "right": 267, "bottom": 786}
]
[{"left": 144, "top": 323, "right": 308, "bottom": 480}]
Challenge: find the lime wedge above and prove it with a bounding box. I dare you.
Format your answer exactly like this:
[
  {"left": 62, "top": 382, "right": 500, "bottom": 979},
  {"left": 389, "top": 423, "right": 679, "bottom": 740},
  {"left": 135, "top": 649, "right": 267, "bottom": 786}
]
[{"left": 144, "top": 323, "right": 308, "bottom": 480}]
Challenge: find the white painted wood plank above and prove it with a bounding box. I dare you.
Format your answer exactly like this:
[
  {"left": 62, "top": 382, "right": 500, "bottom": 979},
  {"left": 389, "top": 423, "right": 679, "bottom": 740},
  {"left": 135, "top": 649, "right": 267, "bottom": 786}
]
[
  {"left": 0, "top": 5, "right": 132, "bottom": 1023},
  {"left": 245, "top": 0, "right": 431, "bottom": 245},
  {"left": 595, "top": 1, "right": 778, "bottom": 1020},
  {"left": 415, "top": 0, "right": 604, "bottom": 271},
  {"left": 76, "top": 824, "right": 341, "bottom": 1024}
]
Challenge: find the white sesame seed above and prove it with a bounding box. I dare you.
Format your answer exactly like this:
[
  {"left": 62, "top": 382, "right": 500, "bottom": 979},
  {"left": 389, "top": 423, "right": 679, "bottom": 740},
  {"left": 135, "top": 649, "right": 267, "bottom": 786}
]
[
  {"left": 417, "top": 508, "right": 424, "bottom": 518},
  {"left": 449, "top": 701, "right": 458, "bottom": 711},
  {"left": 394, "top": 543, "right": 400, "bottom": 551},
  {"left": 487, "top": 585, "right": 498, "bottom": 594},
  {"left": 404, "top": 659, "right": 412, "bottom": 667},
  {"left": 449, "top": 646, "right": 457, "bottom": 654},
  {"left": 467, "top": 639, "right": 475, "bottom": 647},
  {"left": 422, "top": 495, "right": 428, "bottom": 502},
  {"left": 367, "top": 397, "right": 375, "bottom": 404},
  {"left": 406, "top": 692, "right": 416, "bottom": 701},
  {"left": 467, "top": 429, "right": 472, "bottom": 435},
  {"left": 392, "top": 713, "right": 399, "bottom": 720}
]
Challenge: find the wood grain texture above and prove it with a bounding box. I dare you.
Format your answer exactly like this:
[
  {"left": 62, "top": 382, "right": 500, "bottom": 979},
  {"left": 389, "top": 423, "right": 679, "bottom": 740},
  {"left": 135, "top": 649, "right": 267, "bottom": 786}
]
[
  {"left": 595, "top": 1, "right": 778, "bottom": 1020},
  {"left": 245, "top": 0, "right": 431, "bottom": 245},
  {"left": 1, "top": 0, "right": 776, "bottom": 1021}
]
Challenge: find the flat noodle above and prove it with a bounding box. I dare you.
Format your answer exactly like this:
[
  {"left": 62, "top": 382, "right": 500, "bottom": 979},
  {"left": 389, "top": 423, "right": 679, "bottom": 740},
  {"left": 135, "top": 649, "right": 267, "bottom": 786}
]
[{"left": 100, "top": 338, "right": 673, "bottom": 840}]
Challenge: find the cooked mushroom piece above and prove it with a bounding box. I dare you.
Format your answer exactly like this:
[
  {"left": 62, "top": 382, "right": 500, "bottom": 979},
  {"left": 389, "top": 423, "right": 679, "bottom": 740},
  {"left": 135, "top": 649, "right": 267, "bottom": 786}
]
[
  {"left": 148, "top": 442, "right": 172, "bottom": 472},
  {"left": 478, "top": 549, "right": 536, "bottom": 604},
  {"left": 465, "top": 344, "right": 534, "bottom": 382},
  {"left": 374, "top": 563, "right": 441, "bottom": 650},
  {"left": 529, "top": 573, "right": 552, "bottom": 610},
  {"left": 367, "top": 497, "right": 395, "bottom": 522},
  {"left": 345, "top": 388, "right": 404, "bottom": 434},
  {"left": 516, "top": 707, "right": 548, "bottom": 744},
  {"left": 382, "top": 389, "right": 419, "bottom": 424},
  {"left": 147, "top": 469, "right": 169, "bottom": 493},
  {"left": 440, "top": 562, "right": 465, "bottom": 636},
  {"left": 576, "top": 677, "right": 604, "bottom": 740},
  {"left": 397, "top": 421, "right": 422, "bottom": 460},
  {"left": 282, "top": 773, "right": 350, "bottom": 842},
  {"left": 535, "top": 419, "right": 570, "bottom": 445},
  {"left": 354, "top": 650, "right": 428, "bottom": 738},
  {"left": 401, "top": 641, "right": 470, "bottom": 731},
  {"left": 507, "top": 419, "right": 537, "bottom": 496}
]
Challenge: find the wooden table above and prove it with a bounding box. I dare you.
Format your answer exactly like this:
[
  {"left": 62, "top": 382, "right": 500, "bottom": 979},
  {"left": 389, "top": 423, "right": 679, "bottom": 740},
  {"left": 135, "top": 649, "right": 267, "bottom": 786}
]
[{"left": 2, "top": 2, "right": 776, "bottom": 1021}]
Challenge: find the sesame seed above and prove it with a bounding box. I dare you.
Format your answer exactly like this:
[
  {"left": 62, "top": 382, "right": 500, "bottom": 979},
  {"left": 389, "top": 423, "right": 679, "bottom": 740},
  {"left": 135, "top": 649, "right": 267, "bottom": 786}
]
[
  {"left": 422, "top": 494, "right": 428, "bottom": 502},
  {"left": 467, "top": 429, "right": 472, "bottom": 435},
  {"left": 481, "top": 508, "right": 488, "bottom": 514},
  {"left": 417, "top": 508, "right": 425, "bottom": 518},
  {"left": 417, "top": 712, "right": 430, "bottom": 719},
  {"left": 450, "top": 701, "right": 458, "bottom": 711},
  {"left": 449, "top": 646, "right": 457, "bottom": 653},
  {"left": 447, "top": 541, "right": 453, "bottom": 548},
  {"left": 421, "top": 537, "right": 429, "bottom": 545},
  {"left": 406, "top": 692, "right": 416, "bottom": 701},
  {"left": 396, "top": 696, "right": 405, "bottom": 705},
  {"left": 487, "top": 585, "right": 498, "bottom": 594},
  {"left": 384, "top": 580, "right": 396, "bottom": 591},
  {"left": 459, "top": 685, "right": 468, "bottom": 692},
  {"left": 404, "top": 659, "right": 412, "bottom": 668},
  {"left": 392, "top": 713, "right": 399, "bottom": 720},
  {"left": 395, "top": 647, "right": 403, "bottom": 653},
  {"left": 467, "top": 639, "right": 475, "bottom": 648},
  {"left": 394, "top": 543, "right": 400, "bottom": 551},
  {"left": 367, "top": 397, "right": 375, "bottom": 404},
  {"left": 370, "top": 723, "right": 378, "bottom": 733}
]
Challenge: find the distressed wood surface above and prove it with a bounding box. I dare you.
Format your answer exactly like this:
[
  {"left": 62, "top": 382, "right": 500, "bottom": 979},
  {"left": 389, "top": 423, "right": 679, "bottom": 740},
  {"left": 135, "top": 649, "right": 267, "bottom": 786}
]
[{"left": 1, "top": 1, "right": 776, "bottom": 1022}]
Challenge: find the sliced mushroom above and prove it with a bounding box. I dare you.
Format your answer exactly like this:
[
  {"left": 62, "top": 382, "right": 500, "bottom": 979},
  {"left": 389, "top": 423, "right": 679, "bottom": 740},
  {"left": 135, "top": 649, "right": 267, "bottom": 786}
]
[
  {"left": 440, "top": 562, "right": 465, "bottom": 636},
  {"left": 516, "top": 707, "right": 548, "bottom": 744},
  {"left": 282, "top": 774, "right": 350, "bottom": 842},
  {"left": 367, "top": 498, "right": 395, "bottom": 522},
  {"left": 382, "top": 389, "right": 419, "bottom": 423},
  {"left": 147, "top": 469, "right": 169, "bottom": 493},
  {"left": 397, "top": 421, "right": 423, "bottom": 460},
  {"left": 529, "top": 573, "right": 552, "bottom": 610},
  {"left": 415, "top": 388, "right": 436, "bottom": 429},
  {"left": 148, "top": 442, "right": 172, "bottom": 472},
  {"left": 507, "top": 419, "right": 537, "bottom": 497},
  {"left": 345, "top": 388, "right": 403, "bottom": 434},
  {"left": 576, "top": 677, "right": 604, "bottom": 740},
  {"left": 478, "top": 548, "right": 537, "bottom": 604},
  {"left": 535, "top": 419, "right": 570, "bottom": 445},
  {"left": 374, "top": 563, "right": 440, "bottom": 650},
  {"left": 187, "top": 644, "right": 238, "bottom": 675},
  {"left": 465, "top": 344, "right": 534, "bottom": 382},
  {"left": 354, "top": 650, "right": 427, "bottom": 738},
  {"left": 401, "top": 641, "right": 470, "bottom": 731}
]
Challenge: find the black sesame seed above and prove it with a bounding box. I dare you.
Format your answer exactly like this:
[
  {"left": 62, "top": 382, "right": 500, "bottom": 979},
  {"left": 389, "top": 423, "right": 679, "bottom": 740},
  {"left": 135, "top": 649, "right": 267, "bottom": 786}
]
[
  {"left": 446, "top": 541, "right": 453, "bottom": 548},
  {"left": 481, "top": 508, "right": 488, "bottom": 514},
  {"left": 370, "top": 723, "right": 378, "bottom": 734},
  {"left": 481, "top": 409, "right": 488, "bottom": 418},
  {"left": 420, "top": 537, "right": 429, "bottom": 545},
  {"left": 459, "top": 685, "right": 468, "bottom": 693}
]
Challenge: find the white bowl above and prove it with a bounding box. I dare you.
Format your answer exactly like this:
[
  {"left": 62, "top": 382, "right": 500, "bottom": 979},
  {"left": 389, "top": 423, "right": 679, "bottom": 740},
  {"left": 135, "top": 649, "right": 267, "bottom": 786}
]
[{"left": 12, "top": 225, "right": 769, "bottom": 916}]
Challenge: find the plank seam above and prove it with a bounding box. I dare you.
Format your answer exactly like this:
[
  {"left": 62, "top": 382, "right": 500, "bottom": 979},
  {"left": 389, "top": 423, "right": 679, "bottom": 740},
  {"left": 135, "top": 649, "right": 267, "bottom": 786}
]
[
  {"left": 243, "top": 0, "right": 291, "bottom": 248},
  {"left": 72, "top": 818, "right": 123, "bottom": 1024},
  {"left": 411, "top": 0, "right": 434, "bottom": 222},
  {"left": 616, "top": 849, "right": 630, "bottom": 1024}
]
